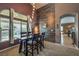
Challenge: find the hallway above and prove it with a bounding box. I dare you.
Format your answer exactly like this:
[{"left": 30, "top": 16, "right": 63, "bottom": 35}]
[{"left": 64, "top": 34, "right": 74, "bottom": 48}]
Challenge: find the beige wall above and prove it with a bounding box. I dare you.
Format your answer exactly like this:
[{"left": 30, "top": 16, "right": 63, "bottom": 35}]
[
  {"left": 55, "top": 4, "right": 79, "bottom": 46},
  {"left": 36, "top": 3, "right": 79, "bottom": 46}
]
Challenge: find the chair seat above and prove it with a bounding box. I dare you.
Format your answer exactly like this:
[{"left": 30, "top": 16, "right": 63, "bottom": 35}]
[
  {"left": 38, "top": 38, "right": 40, "bottom": 40},
  {"left": 27, "top": 40, "right": 36, "bottom": 45}
]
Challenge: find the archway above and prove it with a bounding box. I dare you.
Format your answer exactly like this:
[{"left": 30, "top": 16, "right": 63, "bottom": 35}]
[{"left": 60, "top": 14, "right": 78, "bottom": 48}]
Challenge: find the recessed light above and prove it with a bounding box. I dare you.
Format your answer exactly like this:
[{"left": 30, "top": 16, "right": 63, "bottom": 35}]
[
  {"left": 33, "top": 6, "right": 35, "bottom": 8},
  {"left": 33, "top": 8, "right": 35, "bottom": 11}
]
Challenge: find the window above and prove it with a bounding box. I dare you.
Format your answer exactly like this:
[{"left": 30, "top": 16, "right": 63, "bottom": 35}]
[
  {"left": 0, "top": 9, "right": 30, "bottom": 50},
  {"left": 61, "top": 16, "right": 75, "bottom": 24},
  {"left": 0, "top": 17, "right": 9, "bottom": 42},
  {"left": 13, "top": 20, "right": 21, "bottom": 40},
  {"left": 0, "top": 9, "right": 28, "bottom": 42},
  {"left": 13, "top": 11, "right": 28, "bottom": 40},
  {"left": 22, "top": 22, "right": 27, "bottom": 32},
  {"left": 0, "top": 9, "right": 10, "bottom": 42}
]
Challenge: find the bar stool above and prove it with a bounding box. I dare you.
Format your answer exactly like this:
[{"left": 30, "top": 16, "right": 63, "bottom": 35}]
[
  {"left": 19, "top": 32, "right": 39, "bottom": 56},
  {"left": 26, "top": 35, "right": 39, "bottom": 56},
  {"left": 37, "top": 33, "right": 45, "bottom": 51}
]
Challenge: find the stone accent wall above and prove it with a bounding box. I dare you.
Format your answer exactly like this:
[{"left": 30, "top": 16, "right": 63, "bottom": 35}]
[{"left": 37, "top": 4, "right": 55, "bottom": 42}]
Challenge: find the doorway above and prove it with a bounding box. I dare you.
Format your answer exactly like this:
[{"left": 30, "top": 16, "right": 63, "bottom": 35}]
[
  {"left": 60, "top": 15, "right": 78, "bottom": 48},
  {"left": 39, "top": 19, "right": 48, "bottom": 38}
]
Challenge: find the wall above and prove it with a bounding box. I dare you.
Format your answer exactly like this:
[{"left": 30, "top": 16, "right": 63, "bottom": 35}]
[
  {"left": 0, "top": 3, "right": 32, "bottom": 16},
  {"left": 37, "top": 4, "right": 55, "bottom": 42},
  {"left": 55, "top": 4, "right": 79, "bottom": 47},
  {"left": 36, "top": 3, "right": 79, "bottom": 46}
]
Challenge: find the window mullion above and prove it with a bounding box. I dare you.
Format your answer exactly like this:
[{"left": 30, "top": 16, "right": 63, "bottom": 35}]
[
  {"left": 0, "top": 17, "right": 1, "bottom": 42},
  {"left": 9, "top": 8, "right": 14, "bottom": 44}
]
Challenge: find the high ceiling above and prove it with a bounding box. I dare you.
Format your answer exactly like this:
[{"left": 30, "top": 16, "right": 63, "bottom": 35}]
[{"left": 31, "top": 3, "right": 48, "bottom": 9}]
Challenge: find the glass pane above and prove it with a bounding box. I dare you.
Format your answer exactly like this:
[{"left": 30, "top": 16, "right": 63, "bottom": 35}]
[
  {"left": 13, "top": 20, "right": 21, "bottom": 39},
  {"left": 1, "top": 18, "right": 9, "bottom": 30},
  {"left": 0, "top": 17, "right": 9, "bottom": 42},
  {"left": 61, "top": 16, "right": 75, "bottom": 24},
  {"left": 1, "top": 30, "right": 9, "bottom": 42},
  {"left": 22, "top": 22, "right": 27, "bottom": 32}
]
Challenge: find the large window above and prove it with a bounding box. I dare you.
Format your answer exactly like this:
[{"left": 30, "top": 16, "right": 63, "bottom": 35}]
[
  {"left": 0, "top": 9, "right": 31, "bottom": 43},
  {"left": 0, "top": 17, "right": 9, "bottom": 42},
  {"left": 13, "top": 20, "right": 21, "bottom": 39},
  {"left": 0, "top": 9, "right": 33, "bottom": 51},
  {"left": 13, "top": 11, "right": 27, "bottom": 40}
]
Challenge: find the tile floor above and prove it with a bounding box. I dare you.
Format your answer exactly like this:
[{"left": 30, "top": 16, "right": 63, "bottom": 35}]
[{"left": 37, "top": 41, "right": 79, "bottom": 56}]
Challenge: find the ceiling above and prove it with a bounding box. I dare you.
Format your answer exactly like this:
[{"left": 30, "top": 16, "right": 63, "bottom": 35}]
[{"left": 31, "top": 3, "right": 48, "bottom": 9}]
